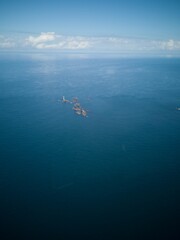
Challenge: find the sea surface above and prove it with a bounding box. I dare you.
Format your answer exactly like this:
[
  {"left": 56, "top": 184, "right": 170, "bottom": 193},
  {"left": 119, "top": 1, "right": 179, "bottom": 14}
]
[{"left": 0, "top": 53, "right": 180, "bottom": 240}]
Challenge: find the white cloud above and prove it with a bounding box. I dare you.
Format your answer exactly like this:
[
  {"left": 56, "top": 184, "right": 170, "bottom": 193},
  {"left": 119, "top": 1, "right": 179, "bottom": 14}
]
[
  {"left": 104, "top": 37, "right": 180, "bottom": 52},
  {"left": 65, "top": 40, "right": 90, "bottom": 49},
  {"left": 26, "top": 32, "right": 56, "bottom": 46},
  {"left": 0, "top": 35, "right": 15, "bottom": 48},
  {"left": 26, "top": 32, "right": 91, "bottom": 50},
  {"left": 157, "top": 39, "right": 180, "bottom": 50}
]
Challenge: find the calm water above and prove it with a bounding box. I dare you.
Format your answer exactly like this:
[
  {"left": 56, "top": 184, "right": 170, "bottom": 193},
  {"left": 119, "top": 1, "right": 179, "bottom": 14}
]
[{"left": 0, "top": 53, "right": 180, "bottom": 239}]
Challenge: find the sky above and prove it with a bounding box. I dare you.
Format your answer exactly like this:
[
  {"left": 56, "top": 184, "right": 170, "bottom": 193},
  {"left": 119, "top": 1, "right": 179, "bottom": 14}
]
[{"left": 0, "top": 0, "right": 180, "bottom": 55}]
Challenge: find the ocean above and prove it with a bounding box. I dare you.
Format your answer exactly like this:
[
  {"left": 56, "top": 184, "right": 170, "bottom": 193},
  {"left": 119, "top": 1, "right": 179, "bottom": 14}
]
[{"left": 0, "top": 53, "right": 180, "bottom": 240}]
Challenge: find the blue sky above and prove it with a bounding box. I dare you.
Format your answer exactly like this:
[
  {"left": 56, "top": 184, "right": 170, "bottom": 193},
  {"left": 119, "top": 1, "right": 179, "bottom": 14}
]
[{"left": 0, "top": 0, "right": 180, "bottom": 55}]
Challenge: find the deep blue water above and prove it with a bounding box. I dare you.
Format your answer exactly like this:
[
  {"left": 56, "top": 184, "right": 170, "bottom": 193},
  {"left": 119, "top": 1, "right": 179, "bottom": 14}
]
[{"left": 0, "top": 53, "right": 180, "bottom": 240}]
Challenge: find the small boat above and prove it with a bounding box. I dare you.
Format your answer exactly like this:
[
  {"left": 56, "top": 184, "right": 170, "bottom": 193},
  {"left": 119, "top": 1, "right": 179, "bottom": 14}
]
[
  {"left": 81, "top": 109, "right": 87, "bottom": 117},
  {"left": 73, "top": 106, "right": 81, "bottom": 111},
  {"left": 74, "top": 103, "right": 81, "bottom": 108},
  {"left": 75, "top": 110, "right": 81, "bottom": 115},
  {"left": 72, "top": 97, "right": 78, "bottom": 103},
  {"left": 62, "top": 96, "right": 71, "bottom": 103}
]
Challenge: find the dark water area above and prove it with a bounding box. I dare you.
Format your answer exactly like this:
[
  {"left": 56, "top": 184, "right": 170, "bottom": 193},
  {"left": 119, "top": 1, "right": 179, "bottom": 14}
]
[{"left": 0, "top": 53, "right": 180, "bottom": 239}]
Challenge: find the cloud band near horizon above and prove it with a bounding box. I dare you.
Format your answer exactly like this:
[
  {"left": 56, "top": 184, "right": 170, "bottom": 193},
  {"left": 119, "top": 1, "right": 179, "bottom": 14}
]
[{"left": 0, "top": 32, "right": 180, "bottom": 55}]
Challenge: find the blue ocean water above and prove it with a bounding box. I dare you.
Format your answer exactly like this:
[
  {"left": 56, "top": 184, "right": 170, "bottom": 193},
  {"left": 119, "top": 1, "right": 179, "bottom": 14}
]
[{"left": 0, "top": 53, "right": 180, "bottom": 240}]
